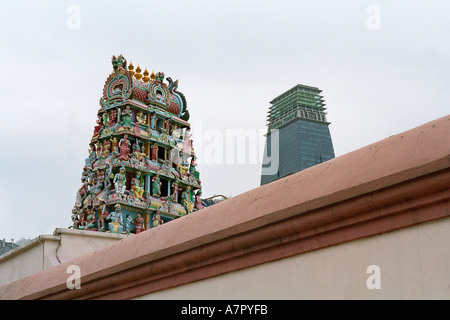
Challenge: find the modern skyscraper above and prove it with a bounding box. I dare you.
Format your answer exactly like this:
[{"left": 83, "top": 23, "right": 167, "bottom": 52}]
[{"left": 260, "top": 84, "right": 335, "bottom": 185}]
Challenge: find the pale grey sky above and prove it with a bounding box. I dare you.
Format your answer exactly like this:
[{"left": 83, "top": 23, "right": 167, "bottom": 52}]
[{"left": 0, "top": 0, "right": 449, "bottom": 241}]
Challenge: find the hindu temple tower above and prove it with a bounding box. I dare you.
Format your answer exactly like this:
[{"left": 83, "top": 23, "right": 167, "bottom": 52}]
[
  {"left": 261, "top": 84, "right": 335, "bottom": 185},
  {"left": 71, "top": 55, "right": 203, "bottom": 234}
]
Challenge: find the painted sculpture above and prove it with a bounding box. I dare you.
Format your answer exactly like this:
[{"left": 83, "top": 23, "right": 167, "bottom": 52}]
[{"left": 70, "top": 55, "right": 204, "bottom": 234}]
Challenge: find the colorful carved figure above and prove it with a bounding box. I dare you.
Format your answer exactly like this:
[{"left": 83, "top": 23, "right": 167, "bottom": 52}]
[
  {"left": 124, "top": 213, "right": 134, "bottom": 235},
  {"left": 172, "top": 180, "right": 179, "bottom": 203},
  {"left": 110, "top": 137, "right": 118, "bottom": 154},
  {"left": 107, "top": 109, "right": 118, "bottom": 127},
  {"left": 136, "top": 110, "right": 146, "bottom": 126},
  {"left": 135, "top": 213, "right": 145, "bottom": 234},
  {"left": 121, "top": 106, "right": 133, "bottom": 129},
  {"left": 107, "top": 204, "right": 124, "bottom": 234},
  {"left": 113, "top": 166, "right": 127, "bottom": 196},
  {"left": 195, "top": 190, "right": 204, "bottom": 211},
  {"left": 97, "top": 203, "right": 108, "bottom": 232},
  {"left": 79, "top": 206, "right": 96, "bottom": 230},
  {"left": 152, "top": 211, "right": 164, "bottom": 227},
  {"left": 132, "top": 140, "right": 146, "bottom": 161},
  {"left": 151, "top": 143, "right": 158, "bottom": 161},
  {"left": 182, "top": 186, "right": 194, "bottom": 214},
  {"left": 149, "top": 113, "right": 157, "bottom": 129},
  {"left": 132, "top": 171, "right": 145, "bottom": 199},
  {"left": 152, "top": 173, "right": 161, "bottom": 197},
  {"left": 118, "top": 134, "right": 131, "bottom": 161},
  {"left": 93, "top": 115, "right": 103, "bottom": 136}
]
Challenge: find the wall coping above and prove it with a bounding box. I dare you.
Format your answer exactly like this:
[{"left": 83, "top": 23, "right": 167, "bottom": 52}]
[
  {"left": 0, "top": 235, "right": 60, "bottom": 263},
  {"left": 0, "top": 115, "right": 449, "bottom": 300}
]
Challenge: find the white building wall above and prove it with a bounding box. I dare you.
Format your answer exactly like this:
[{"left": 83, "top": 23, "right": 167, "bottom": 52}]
[
  {"left": 137, "top": 218, "right": 450, "bottom": 300},
  {"left": 0, "top": 228, "right": 127, "bottom": 287}
]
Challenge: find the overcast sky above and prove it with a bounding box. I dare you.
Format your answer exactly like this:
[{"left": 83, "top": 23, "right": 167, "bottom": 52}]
[{"left": 0, "top": 0, "right": 449, "bottom": 242}]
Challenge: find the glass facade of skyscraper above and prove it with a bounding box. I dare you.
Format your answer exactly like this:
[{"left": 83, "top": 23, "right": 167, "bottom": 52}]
[{"left": 261, "top": 84, "right": 335, "bottom": 185}]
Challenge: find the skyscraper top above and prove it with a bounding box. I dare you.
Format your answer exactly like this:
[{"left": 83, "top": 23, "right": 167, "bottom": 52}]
[{"left": 267, "top": 84, "right": 328, "bottom": 130}]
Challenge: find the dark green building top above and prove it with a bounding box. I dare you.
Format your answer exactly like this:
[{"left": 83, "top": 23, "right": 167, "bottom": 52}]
[
  {"left": 267, "top": 84, "right": 328, "bottom": 130},
  {"left": 261, "top": 84, "right": 335, "bottom": 185}
]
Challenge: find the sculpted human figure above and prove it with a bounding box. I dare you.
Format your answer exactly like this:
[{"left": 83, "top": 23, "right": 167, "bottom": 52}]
[
  {"left": 107, "top": 109, "right": 118, "bottom": 127},
  {"left": 121, "top": 105, "right": 133, "bottom": 129},
  {"left": 151, "top": 143, "right": 158, "bottom": 161},
  {"left": 110, "top": 137, "right": 118, "bottom": 154},
  {"left": 79, "top": 205, "right": 96, "bottom": 230},
  {"left": 181, "top": 186, "right": 194, "bottom": 214},
  {"left": 93, "top": 115, "right": 103, "bottom": 136},
  {"left": 107, "top": 204, "right": 124, "bottom": 234},
  {"left": 124, "top": 213, "right": 134, "bottom": 235},
  {"left": 118, "top": 134, "right": 131, "bottom": 161},
  {"left": 113, "top": 166, "right": 127, "bottom": 196},
  {"left": 136, "top": 110, "right": 146, "bottom": 126},
  {"left": 172, "top": 180, "right": 179, "bottom": 203},
  {"left": 152, "top": 173, "right": 161, "bottom": 197},
  {"left": 152, "top": 211, "right": 164, "bottom": 227},
  {"left": 135, "top": 213, "right": 145, "bottom": 234},
  {"left": 194, "top": 190, "right": 204, "bottom": 211},
  {"left": 132, "top": 171, "right": 144, "bottom": 199},
  {"left": 97, "top": 203, "right": 108, "bottom": 232},
  {"left": 149, "top": 113, "right": 157, "bottom": 129}
]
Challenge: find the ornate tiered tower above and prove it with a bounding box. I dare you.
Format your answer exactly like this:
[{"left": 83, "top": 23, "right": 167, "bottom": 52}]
[{"left": 71, "top": 55, "right": 203, "bottom": 234}]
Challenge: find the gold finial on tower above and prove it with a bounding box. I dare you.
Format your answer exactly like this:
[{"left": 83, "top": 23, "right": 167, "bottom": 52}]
[
  {"left": 150, "top": 70, "right": 156, "bottom": 81},
  {"left": 143, "top": 67, "right": 150, "bottom": 83},
  {"left": 128, "top": 61, "right": 135, "bottom": 78},
  {"left": 135, "top": 65, "right": 143, "bottom": 81}
]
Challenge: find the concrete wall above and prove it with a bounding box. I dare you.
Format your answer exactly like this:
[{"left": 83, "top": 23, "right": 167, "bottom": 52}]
[
  {"left": 0, "top": 228, "right": 127, "bottom": 287},
  {"left": 138, "top": 218, "right": 449, "bottom": 300},
  {"left": 0, "top": 235, "right": 59, "bottom": 287}
]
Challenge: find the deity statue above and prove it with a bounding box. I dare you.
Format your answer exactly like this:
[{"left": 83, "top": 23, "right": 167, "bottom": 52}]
[
  {"left": 151, "top": 143, "right": 158, "bottom": 161},
  {"left": 118, "top": 134, "right": 131, "bottom": 161},
  {"left": 133, "top": 121, "right": 141, "bottom": 136},
  {"left": 189, "top": 156, "right": 200, "bottom": 180},
  {"left": 97, "top": 203, "right": 109, "bottom": 232},
  {"left": 124, "top": 213, "right": 134, "bottom": 235},
  {"left": 164, "top": 118, "right": 171, "bottom": 134},
  {"left": 136, "top": 110, "right": 147, "bottom": 126},
  {"left": 149, "top": 113, "right": 157, "bottom": 129},
  {"left": 113, "top": 166, "right": 127, "bottom": 196},
  {"left": 79, "top": 205, "right": 96, "bottom": 230},
  {"left": 181, "top": 186, "right": 194, "bottom": 214},
  {"left": 131, "top": 171, "right": 145, "bottom": 199},
  {"left": 135, "top": 213, "right": 145, "bottom": 234},
  {"left": 85, "top": 145, "right": 96, "bottom": 167},
  {"left": 132, "top": 140, "right": 146, "bottom": 161},
  {"left": 93, "top": 115, "right": 103, "bottom": 136},
  {"left": 107, "top": 109, "right": 118, "bottom": 127},
  {"left": 121, "top": 105, "right": 133, "bottom": 129},
  {"left": 172, "top": 181, "right": 179, "bottom": 203},
  {"left": 110, "top": 137, "right": 118, "bottom": 154},
  {"left": 107, "top": 204, "right": 124, "bottom": 234},
  {"left": 101, "top": 140, "right": 111, "bottom": 158},
  {"left": 194, "top": 190, "right": 204, "bottom": 211},
  {"left": 152, "top": 211, "right": 164, "bottom": 227},
  {"left": 152, "top": 173, "right": 161, "bottom": 197}
]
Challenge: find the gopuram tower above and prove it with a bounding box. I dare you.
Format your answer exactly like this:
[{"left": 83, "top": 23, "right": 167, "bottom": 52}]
[{"left": 71, "top": 55, "right": 203, "bottom": 234}]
